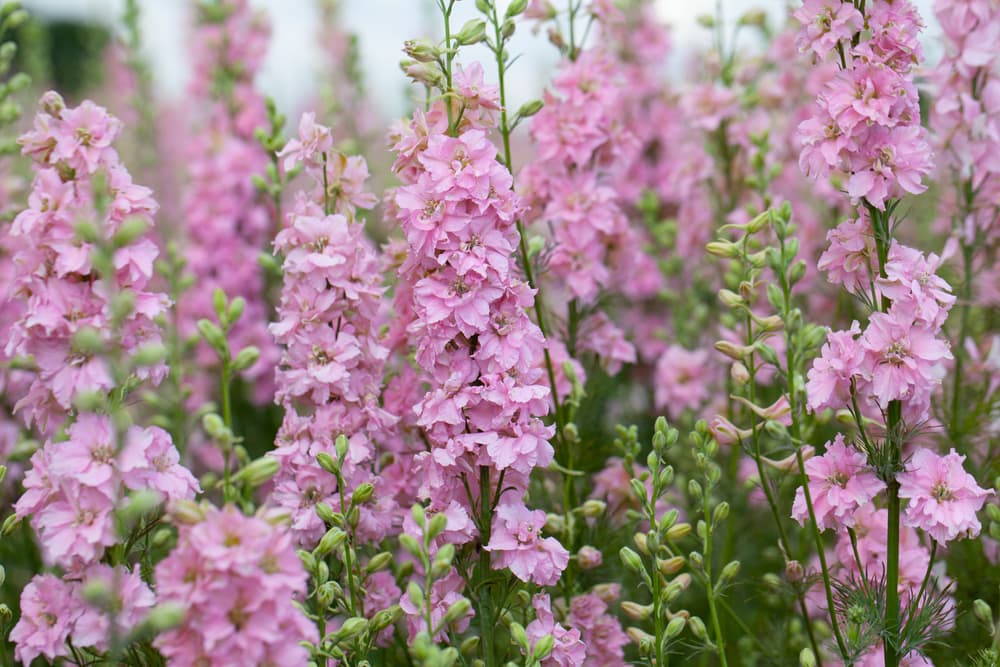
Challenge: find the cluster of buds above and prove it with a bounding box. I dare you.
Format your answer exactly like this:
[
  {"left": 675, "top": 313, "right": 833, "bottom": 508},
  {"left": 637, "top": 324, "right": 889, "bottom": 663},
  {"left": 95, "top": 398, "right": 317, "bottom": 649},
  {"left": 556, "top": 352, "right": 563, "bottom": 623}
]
[{"left": 618, "top": 418, "right": 697, "bottom": 663}]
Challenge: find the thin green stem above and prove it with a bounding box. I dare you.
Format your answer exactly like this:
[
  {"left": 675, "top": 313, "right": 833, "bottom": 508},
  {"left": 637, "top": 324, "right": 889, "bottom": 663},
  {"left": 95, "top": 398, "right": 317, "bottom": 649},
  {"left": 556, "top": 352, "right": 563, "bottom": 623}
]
[
  {"left": 703, "top": 494, "right": 728, "bottom": 667},
  {"left": 476, "top": 465, "right": 497, "bottom": 667}
]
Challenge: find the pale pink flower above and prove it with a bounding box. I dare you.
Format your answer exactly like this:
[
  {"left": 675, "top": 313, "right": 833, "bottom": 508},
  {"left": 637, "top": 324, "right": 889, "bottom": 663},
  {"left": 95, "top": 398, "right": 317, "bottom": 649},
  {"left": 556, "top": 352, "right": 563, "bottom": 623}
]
[
  {"left": 654, "top": 345, "right": 713, "bottom": 416},
  {"left": 792, "top": 434, "right": 885, "bottom": 530},
  {"left": 525, "top": 594, "right": 586, "bottom": 667},
  {"left": 9, "top": 574, "right": 81, "bottom": 665},
  {"left": 859, "top": 310, "right": 951, "bottom": 411},
  {"left": 898, "top": 448, "right": 993, "bottom": 544},
  {"left": 793, "top": 0, "right": 863, "bottom": 58},
  {"left": 806, "top": 322, "right": 866, "bottom": 413},
  {"left": 485, "top": 502, "right": 569, "bottom": 586}
]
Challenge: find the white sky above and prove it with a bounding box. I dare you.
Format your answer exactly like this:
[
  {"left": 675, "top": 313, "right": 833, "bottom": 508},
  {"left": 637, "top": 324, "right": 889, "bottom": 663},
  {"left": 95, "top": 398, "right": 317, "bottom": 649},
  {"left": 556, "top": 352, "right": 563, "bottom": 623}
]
[{"left": 21, "top": 0, "right": 938, "bottom": 118}]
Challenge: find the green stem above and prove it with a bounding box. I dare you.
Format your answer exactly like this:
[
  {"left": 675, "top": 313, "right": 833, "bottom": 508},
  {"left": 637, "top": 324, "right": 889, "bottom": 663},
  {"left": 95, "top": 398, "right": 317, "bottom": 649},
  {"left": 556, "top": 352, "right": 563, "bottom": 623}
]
[
  {"left": 949, "top": 240, "right": 973, "bottom": 441},
  {"left": 220, "top": 360, "right": 233, "bottom": 502},
  {"left": 337, "top": 470, "right": 359, "bottom": 617},
  {"left": 703, "top": 495, "right": 728, "bottom": 667},
  {"left": 476, "top": 465, "right": 497, "bottom": 667}
]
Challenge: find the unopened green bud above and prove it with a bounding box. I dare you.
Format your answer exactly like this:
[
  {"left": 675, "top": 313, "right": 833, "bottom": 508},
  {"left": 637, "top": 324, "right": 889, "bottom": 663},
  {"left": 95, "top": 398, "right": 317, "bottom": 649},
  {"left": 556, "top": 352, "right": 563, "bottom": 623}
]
[
  {"left": 443, "top": 598, "right": 471, "bottom": 625},
  {"left": 973, "top": 599, "right": 993, "bottom": 626},
  {"left": 407, "top": 582, "right": 424, "bottom": 609},
  {"left": 688, "top": 615, "right": 707, "bottom": 641},
  {"left": 720, "top": 560, "right": 741, "bottom": 582},
  {"left": 427, "top": 512, "right": 448, "bottom": 541},
  {"left": 351, "top": 482, "right": 375, "bottom": 506},
  {"left": 316, "top": 452, "right": 339, "bottom": 475},
  {"left": 510, "top": 621, "right": 530, "bottom": 650},
  {"left": 233, "top": 456, "right": 279, "bottom": 487},
  {"left": 665, "top": 615, "right": 686, "bottom": 639},
  {"left": 72, "top": 326, "right": 104, "bottom": 355},
  {"left": 506, "top": 0, "right": 528, "bottom": 17},
  {"left": 799, "top": 648, "right": 817, "bottom": 667},
  {"left": 713, "top": 502, "right": 730, "bottom": 523},
  {"left": 666, "top": 522, "right": 692, "bottom": 541},
  {"left": 196, "top": 319, "right": 226, "bottom": 352},
  {"left": 231, "top": 346, "right": 260, "bottom": 371},
  {"left": 142, "top": 603, "right": 185, "bottom": 632},
  {"left": 315, "top": 527, "right": 346, "bottom": 557},
  {"left": 454, "top": 19, "right": 486, "bottom": 45},
  {"left": 403, "top": 38, "right": 438, "bottom": 62},
  {"left": 335, "top": 434, "right": 350, "bottom": 460},
  {"left": 620, "top": 547, "right": 643, "bottom": 573},
  {"left": 82, "top": 578, "right": 113, "bottom": 609},
  {"left": 337, "top": 616, "right": 368, "bottom": 639},
  {"left": 706, "top": 240, "right": 739, "bottom": 258},
  {"left": 113, "top": 217, "right": 148, "bottom": 248},
  {"left": 366, "top": 552, "right": 393, "bottom": 574},
  {"left": 533, "top": 633, "right": 555, "bottom": 660},
  {"left": 515, "top": 98, "right": 544, "bottom": 119},
  {"left": 580, "top": 499, "right": 608, "bottom": 519}
]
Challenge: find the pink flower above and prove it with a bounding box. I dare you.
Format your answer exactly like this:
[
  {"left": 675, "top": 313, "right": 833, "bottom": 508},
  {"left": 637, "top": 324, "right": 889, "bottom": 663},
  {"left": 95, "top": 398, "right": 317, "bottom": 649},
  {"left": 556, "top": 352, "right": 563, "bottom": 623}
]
[
  {"left": 877, "top": 243, "right": 955, "bottom": 328},
  {"left": 793, "top": 0, "right": 863, "bottom": 58},
  {"left": 898, "top": 448, "right": 993, "bottom": 544},
  {"left": 654, "top": 345, "right": 714, "bottom": 416},
  {"left": 525, "top": 594, "right": 586, "bottom": 667},
  {"left": 485, "top": 502, "right": 569, "bottom": 586},
  {"left": 846, "top": 125, "right": 933, "bottom": 209},
  {"left": 792, "top": 434, "right": 886, "bottom": 530},
  {"left": 567, "top": 592, "right": 629, "bottom": 666},
  {"left": 72, "top": 565, "right": 156, "bottom": 650},
  {"left": 817, "top": 217, "right": 877, "bottom": 295},
  {"left": 154, "top": 504, "right": 317, "bottom": 666},
  {"left": 859, "top": 309, "right": 951, "bottom": 411},
  {"left": 9, "top": 574, "right": 81, "bottom": 665},
  {"left": 806, "top": 321, "right": 866, "bottom": 413}
]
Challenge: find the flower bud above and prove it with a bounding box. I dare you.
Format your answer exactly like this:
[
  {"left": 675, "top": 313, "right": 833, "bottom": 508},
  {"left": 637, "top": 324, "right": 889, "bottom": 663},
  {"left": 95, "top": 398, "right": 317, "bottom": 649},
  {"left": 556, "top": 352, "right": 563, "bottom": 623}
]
[
  {"left": 973, "top": 599, "right": 993, "bottom": 626},
  {"left": 533, "top": 633, "right": 555, "bottom": 660},
  {"left": 580, "top": 499, "right": 606, "bottom": 518},
  {"left": 620, "top": 547, "right": 643, "bottom": 573},
  {"left": 366, "top": 552, "right": 393, "bottom": 574},
  {"left": 338, "top": 617, "right": 368, "bottom": 639},
  {"left": 785, "top": 560, "right": 804, "bottom": 583},
  {"left": 351, "top": 482, "right": 375, "bottom": 506},
  {"left": 515, "top": 98, "right": 544, "bottom": 119},
  {"left": 720, "top": 560, "right": 741, "bottom": 582},
  {"left": 231, "top": 346, "right": 260, "bottom": 371},
  {"left": 403, "top": 38, "right": 439, "bottom": 62},
  {"left": 443, "top": 598, "right": 471, "bottom": 626},
  {"left": 658, "top": 556, "right": 685, "bottom": 576},
  {"left": 170, "top": 500, "right": 205, "bottom": 524},
  {"left": 316, "top": 527, "right": 346, "bottom": 557},
  {"left": 730, "top": 362, "right": 750, "bottom": 385},
  {"left": 233, "top": 456, "right": 280, "bottom": 487},
  {"left": 665, "top": 615, "right": 686, "bottom": 639},
  {"left": 688, "top": 615, "right": 708, "bottom": 641},
  {"left": 142, "top": 602, "right": 185, "bottom": 632},
  {"left": 706, "top": 240, "right": 739, "bottom": 258},
  {"left": 621, "top": 601, "right": 653, "bottom": 621},
  {"left": 577, "top": 546, "right": 602, "bottom": 570},
  {"left": 666, "top": 522, "right": 692, "bottom": 541},
  {"left": 454, "top": 19, "right": 486, "bottom": 45}
]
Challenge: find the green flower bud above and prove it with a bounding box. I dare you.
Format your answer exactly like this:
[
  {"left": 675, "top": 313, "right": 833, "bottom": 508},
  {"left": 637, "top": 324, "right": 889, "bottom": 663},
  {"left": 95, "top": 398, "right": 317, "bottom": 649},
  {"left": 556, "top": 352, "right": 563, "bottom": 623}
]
[{"left": 620, "top": 547, "right": 643, "bottom": 573}]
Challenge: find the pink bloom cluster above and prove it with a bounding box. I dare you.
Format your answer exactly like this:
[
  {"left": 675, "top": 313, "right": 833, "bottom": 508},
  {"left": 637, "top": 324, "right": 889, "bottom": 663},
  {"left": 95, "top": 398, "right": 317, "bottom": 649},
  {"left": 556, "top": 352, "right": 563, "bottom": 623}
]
[
  {"left": 153, "top": 504, "right": 317, "bottom": 665},
  {"left": 525, "top": 594, "right": 586, "bottom": 667},
  {"left": 797, "top": 0, "right": 933, "bottom": 209},
  {"left": 567, "top": 588, "right": 630, "bottom": 666},
  {"left": 4, "top": 94, "right": 168, "bottom": 432},
  {"left": 388, "top": 62, "right": 564, "bottom": 600},
  {"left": 10, "top": 566, "right": 154, "bottom": 665},
  {"left": 15, "top": 414, "right": 196, "bottom": 570},
  {"left": 268, "top": 112, "right": 397, "bottom": 547},
  {"left": 807, "top": 237, "right": 954, "bottom": 421},
  {"left": 520, "top": 46, "right": 652, "bottom": 373},
  {"left": 178, "top": 0, "right": 277, "bottom": 406}
]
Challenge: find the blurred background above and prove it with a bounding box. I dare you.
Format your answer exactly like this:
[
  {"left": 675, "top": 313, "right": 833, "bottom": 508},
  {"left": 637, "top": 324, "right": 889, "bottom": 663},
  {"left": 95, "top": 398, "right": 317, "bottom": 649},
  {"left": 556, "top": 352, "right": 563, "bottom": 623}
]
[{"left": 14, "top": 0, "right": 939, "bottom": 123}]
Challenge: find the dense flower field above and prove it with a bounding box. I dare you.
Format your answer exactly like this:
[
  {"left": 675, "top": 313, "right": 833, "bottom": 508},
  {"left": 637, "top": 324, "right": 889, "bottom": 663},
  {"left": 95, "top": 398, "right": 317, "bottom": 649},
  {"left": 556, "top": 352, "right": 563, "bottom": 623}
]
[{"left": 1, "top": 0, "right": 999, "bottom": 665}]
